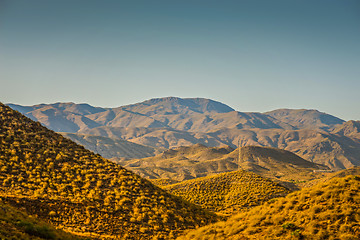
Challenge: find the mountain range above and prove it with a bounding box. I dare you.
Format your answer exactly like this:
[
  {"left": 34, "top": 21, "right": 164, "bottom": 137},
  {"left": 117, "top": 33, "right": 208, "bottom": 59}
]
[{"left": 8, "top": 97, "right": 360, "bottom": 170}]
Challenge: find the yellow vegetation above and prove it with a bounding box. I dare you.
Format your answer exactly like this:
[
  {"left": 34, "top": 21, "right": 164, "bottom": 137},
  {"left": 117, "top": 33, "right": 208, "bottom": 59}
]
[
  {"left": 0, "top": 103, "right": 217, "bottom": 239},
  {"left": 178, "top": 175, "right": 360, "bottom": 239},
  {"left": 164, "top": 170, "right": 290, "bottom": 215}
]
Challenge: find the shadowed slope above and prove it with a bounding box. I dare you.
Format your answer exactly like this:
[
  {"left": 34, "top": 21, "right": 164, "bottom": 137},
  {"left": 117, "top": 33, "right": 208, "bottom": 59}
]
[{"left": 0, "top": 201, "right": 81, "bottom": 240}]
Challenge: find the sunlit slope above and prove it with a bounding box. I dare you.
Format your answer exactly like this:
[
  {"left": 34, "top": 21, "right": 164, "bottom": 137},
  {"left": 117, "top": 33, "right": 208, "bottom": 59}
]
[
  {"left": 302, "top": 166, "right": 360, "bottom": 188},
  {"left": 120, "top": 144, "right": 328, "bottom": 188},
  {"left": 235, "top": 146, "right": 329, "bottom": 183},
  {"left": 117, "top": 144, "right": 235, "bottom": 181},
  {"left": 164, "top": 170, "right": 290, "bottom": 215},
  {"left": 0, "top": 103, "right": 217, "bottom": 239},
  {"left": 0, "top": 200, "right": 81, "bottom": 240},
  {"left": 179, "top": 175, "right": 360, "bottom": 240}
]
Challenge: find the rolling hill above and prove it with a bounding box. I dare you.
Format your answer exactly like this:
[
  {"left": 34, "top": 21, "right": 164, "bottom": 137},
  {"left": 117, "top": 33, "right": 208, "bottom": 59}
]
[
  {"left": 163, "top": 170, "right": 290, "bottom": 215},
  {"left": 178, "top": 175, "right": 360, "bottom": 240},
  {"left": 0, "top": 102, "right": 217, "bottom": 239},
  {"left": 116, "top": 144, "right": 236, "bottom": 181},
  {"left": 8, "top": 97, "right": 360, "bottom": 170},
  {"left": 118, "top": 144, "right": 329, "bottom": 189}
]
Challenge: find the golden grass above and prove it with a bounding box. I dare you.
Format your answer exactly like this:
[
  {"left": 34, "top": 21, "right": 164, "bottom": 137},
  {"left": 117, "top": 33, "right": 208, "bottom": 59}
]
[
  {"left": 178, "top": 175, "right": 360, "bottom": 240},
  {"left": 0, "top": 102, "right": 217, "bottom": 239}
]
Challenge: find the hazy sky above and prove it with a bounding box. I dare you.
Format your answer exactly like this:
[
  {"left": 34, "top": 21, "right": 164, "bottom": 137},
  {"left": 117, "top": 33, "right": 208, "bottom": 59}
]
[{"left": 1, "top": 0, "right": 359, "bottom": 120}]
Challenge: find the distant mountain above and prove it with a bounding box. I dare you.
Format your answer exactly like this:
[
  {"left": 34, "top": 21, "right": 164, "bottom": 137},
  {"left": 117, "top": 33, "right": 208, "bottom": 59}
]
[
  {"left": 79, "top": 126, "right": 228, "bottom": 149},
  {"left": 8, "top": 97, "right": 294, "bottom": 132},
  {"left": 332, "top": 120, "right": 360, "bottom": 139},
  {"left": 8, "top": 97, "right": 360, "bottom": 170},
  {"left": 0, "top": 102, "right": 217, "bottom": 239},
  {"left": 61, "top": 132, "right": 160, "bottom": 160},
  {"left": 163, "top": 170, "right": 290, "bottom": 215},
  {"left": 264, "top": 108, "right": 344, "bottom": 130},
  {"left": 179, "top": 175, "right": 360, "bottom": 240},
  {"left": 117, "top": 144, "right": 329, "bottom": 189},
  {"left": 209, "top": 127, "right": 360, "bottom": 170}
]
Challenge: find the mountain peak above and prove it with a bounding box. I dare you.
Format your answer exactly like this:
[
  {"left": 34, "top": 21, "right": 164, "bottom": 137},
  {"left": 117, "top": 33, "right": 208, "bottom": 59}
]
[{"left": 122, "top": 97, "right": 235, "bottom": 114}]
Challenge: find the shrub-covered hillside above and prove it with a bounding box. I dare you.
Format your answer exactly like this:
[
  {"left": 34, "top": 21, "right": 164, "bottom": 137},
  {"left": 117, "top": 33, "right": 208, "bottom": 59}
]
[
  {"left": 0, "top": 103, "right": 217, "bottom": 239},
  {"left": 164, "top": 170, "right": 290, "bottom": 215},
  {"left": 178, "top": 175, "right": 360, "bottom": 240}
]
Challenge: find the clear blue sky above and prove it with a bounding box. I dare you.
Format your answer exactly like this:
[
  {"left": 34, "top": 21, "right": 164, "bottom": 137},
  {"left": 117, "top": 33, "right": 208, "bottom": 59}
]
[{"left": 1, "top": 0, "right": 359, "bottom": 120}]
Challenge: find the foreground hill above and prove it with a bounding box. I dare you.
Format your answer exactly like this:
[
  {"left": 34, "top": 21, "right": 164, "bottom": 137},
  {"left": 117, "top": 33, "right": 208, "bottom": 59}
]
[
  {"left": 0, "top": 103, "right": 217, "bottom": 239},
  {"left": 179, "top": 175, "right": 360, "bottom": 240},
  {"left": 119, "top": 144, "right": 329, "bottom": 188},
  {"left": 9, "top": 97, "right": 360, "bottom": 170},
  {"left": 0, "top": 200, "right": 81, "bottom": 240},
  {"left": 163, "top": 170, "right": 290, "bottom": 215}
]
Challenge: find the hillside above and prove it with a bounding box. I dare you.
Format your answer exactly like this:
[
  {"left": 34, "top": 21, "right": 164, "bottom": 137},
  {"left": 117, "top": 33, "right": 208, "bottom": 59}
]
[
  {"left": 210, "top": 127, "right": 360, "bottom": 170},
  {"left": 79, "top": 126, "right": 228, "bottom": 149},
  {"left": 61, "top": 132, "right": 159, "bottom": 160},
  {"left": 332, "top": 120, "right": 360, "bottom": 139},
  {"left": 118, "top": 144, "right": 329, "bottom": 188},
  {"left": 0, "top": 102, "right": 217, "bottom": 239},
  {"left": 0, "top": 200, "right": 81, "bottom": 240},
  {"left": 116, "top": 144, "right": 236, "bottom": 181},
  {"left": 264, "top": 108, "right": 344, "bottom": 130},
  {"left": 8, "top": 97, "right": 360, "bottom": 171},
  {"left": 235, "top": 146, "right": 329, "bottom": 183},
  {"left": 301, "top": 166, "right": 360, "bottom": 188},
  {"left": 163, "top": 170, "right": 290, "bottom": 215},
  {"left": 178, "top": 175, "right": 360, "bottom": 240}
]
